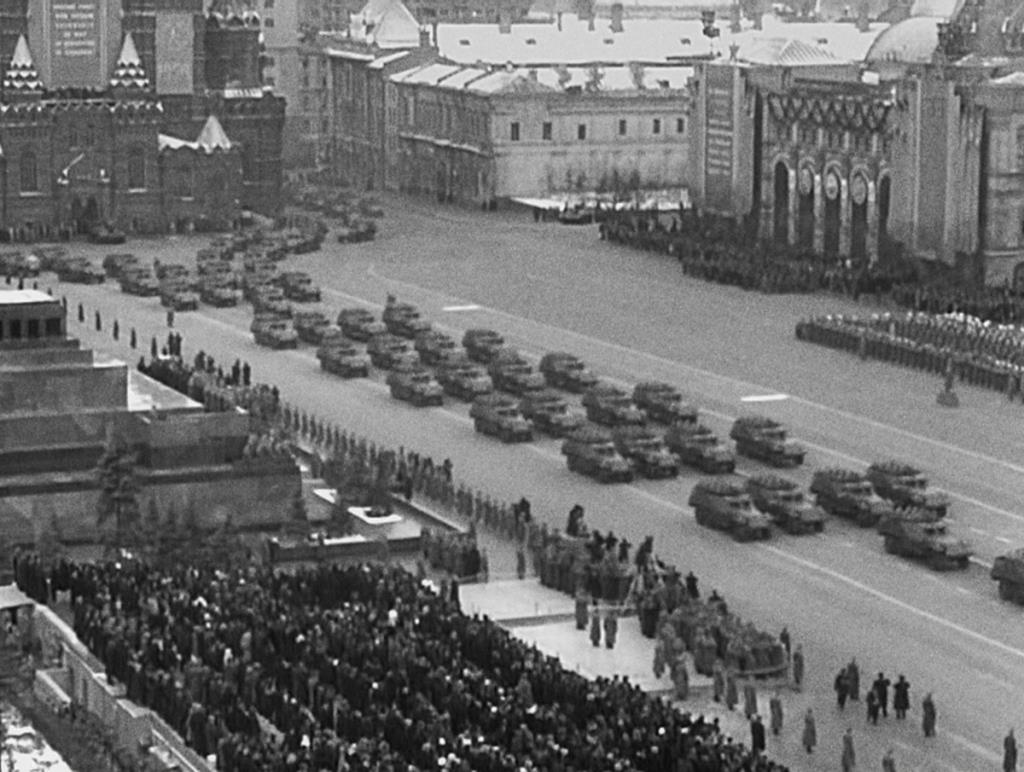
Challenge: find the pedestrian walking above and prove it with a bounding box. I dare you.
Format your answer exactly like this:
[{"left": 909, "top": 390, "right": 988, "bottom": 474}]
[
  {"left": 589, "top": 602, "right": 601, "bottom": 648},
  {"left": 725, "top": 670, "right": 738, "bottom": 711},
  {"left": 922, "top": 693, "right": 936, "bottom": 737},
  {"left": 672, "top": 658, "right": 689, "bottom": 700},
  {"left": 712, "top": 659, "right": 725, "bottom": 702},
  {"left": 750, "top": 714, "right": 766, "bottom": 755},
  {"left": 150, "top": 336, "right": 158, "bottom": 359},
  {"left": 167, "top": 308, "right": 175, "bottom": 328},
  {"left": 872, "top": 673, "right": 891, "bottom": 718},
  {"left": 112, "top": 320, "right": 119, "bottom": 341},
  {"left": 882, "top": 748, "right": 896, "bottom": 772},
  {"left": 769, "top": 691, "right": 783, "bottom": 736},
  {"left": 603, "top": 608, "right": 618, "bottom": 649},
  {"left": 77, "top": 302, "right": 84, "bottom": 323},
  {"left": 129, "top": 328, "right": 137, "bottom": 350},
  {"left": 743, "top": 681, "right": 758, "bottom": 719},
  {"left": 574, "top": 589, "right": 588, "bottom": 631},
  {"left": 779, "top": 627, "right": 791, "bottom": 658},
  {"left": 847, "top": 657, "right": 860, "bottom": 701},
  {"left": 802, "top": 708, "right": 817, "bottom": 753},
  {"left": 835, "top": 668, "right": 850, "bottom": 710},
  {"left": 516, "top": 545, "right": 527, "bottom": 580},
  {"left": 791, "top": 644, "right": 804, "bottom": 691},
  {"left": 866, "top": 687, "right": 880, "bottom": 725},
  {"left": 17, "top": 276, "right": 23, "bottom": 290},
  {"left": 1005, "top": 728, "right": 1018, "bottom": 772},
  {"left": 95, "top": 310, "right": 102, "bottom": 331},
  {"left": 893, "top": 674, "right": 909, "bottom": 719},
  {"left": 61, "top": 296, "right": 67, "bottom": 310},
  {"left": 842, "top": 727, "right": 856, "bottom": 771},
  {"left": 242, "top": 361, "right": 251, "bottom": 386}
]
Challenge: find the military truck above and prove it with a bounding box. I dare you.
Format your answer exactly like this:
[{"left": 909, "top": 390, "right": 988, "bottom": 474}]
[
  {"left": 317, "top": 333, "right": 370, "bottom": 378},
  {"left": 611, "top": 425, "right": 679, "bottom": 479},
  {"left": 632, "top": 382, "right": 699, "bottom": 425},
  {"left": 539, "top": 352, "right": 599, "bottom": 393},
  {"left": 160, "top": 281, "right": 199, "bottom": 311},
  {"left": 810, "top": 468, "right": 892, "bottom": 527},
  {"left": 252, "top": 316, "right": 299, "bottom": 349},
  {"left": 582, "top": 383, "right": 646, "bottom": 427},
  {"left": 688, "top": 479, "right": 772, "bottom": 541},
  {"left": 664, "top": 423, "right": 735, "bottom": 473},
  {"left": 745, "top": 475, "right": 826, "bottom": 534},
  {"left": 488, "top": 349, "right": 546, "bottom": 395},
  {"left": 877, "top": 513, "right": 971, "bottom": 570},
  {"left": 729, "top": 416, "right": 805, "bottom": 467},
  {"left": 866, "top": 460, "right": 950, "bottom": 519},
  {"left": 519, "top": 389, "right": 586, "bottom": 437},
  {"left": 199, "top": 281, "right": 240, "bottom": 307},
  {"left": 462, "top": 328, "right": 505, "bottom": 364},
  {"left": 436, "top": 357, "right": 494, "bottom": 401},
  {"left": 119, "top": 269, "right": 160, "bottom": 297},
  {"left": 382, "top": 301, "right": 431, "bottom": 338},
  {"left": 251, "top": 285, "right": 292, "bottom": 317},
  {"left": 279, "top": 271, "right": 322, "bottom": 302},
  {"left": 103, "top": 253, "right": 140, "bottom": 279},
  {"left": 386, "top": 366, "right": 444, "bottom": 407},
  {"left": 293, "top": 310, "right": 332, "bottom": 344},
  {"left": 56, "top": 257, "right": 106, "bottom": 284},
  {"left": 367, "top": 333, "right": 419, "bottom": 369},
  {"left": 337, "top": 308, "right": 386, "bottom": 341},
  {"left": 991, "top": 550, "right": 1024, "bottom": 604},
  {"left": 561, "top": 425, "right": 634, "bottom": 483},
  {"left": 414, "top": 330, "right": 460, "bottom": 366},
  {"left": 469, "top": 393, "right": 533, "bottom": 442}
]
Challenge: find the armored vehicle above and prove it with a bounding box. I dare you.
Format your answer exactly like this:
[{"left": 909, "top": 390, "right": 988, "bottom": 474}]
[
  {"left": 293, "top": 310, "right": 332, "bottom": 344},
  {"left": 632, "top": 382, "right": 699, "bottom": 425},
  {"left": 382, "top": 301, "right": 431, "bottom": 338},
  {"left": 386, "top": 366, "right": 444, "bottom": 407},
  {"left": 877, "top": 513, "right": 971, "bottom": 570},
  {"left": 155, "top": 261, "right": 190, "bottom": 282},
  {"left": 103, "top": 253, "right": 140, "bottom": 279},
  {"left": 337, "top": 308, "right": 386, "bottom": 341},
  {"left": 809, "top": 468, "right": 892, "bottom": 527},
  {"left": 279, "top": 271, "right": 322, "bottom": 302},
  {"left": 488, "top": 349, "right": 546, "bottom": 395},
  {"left": 469, "top": 393, "right": 533, "bottom": 442},
  {"left": 539, "top": 352, "right": 599, "bottom": 393},
  {"left": 199, "top": 281, "right": 240, "bottom": 307},
  {"left": 462, "top": 329, "right": 505, "bottom": 364},
  {"left": 436, "top": 357, "right": 494, "bottom": 401},
  {"left": 317, "top": 333, "right": 370, "bottom": 378},
  {"left": 518, "top": 389, "right": 586, "bottom": 437},
  {"left": 611, "top": 425, "right": 679, "bottom": 479},
  {"left": 688, "top": 479, "right": 773, "bottom": 541},
  {"left": 729, "top": 416, "right": 805, "bottom": 467},
  {"left": 367, "top": 333, "right": 419, "bottom": 369},
  {"left": 414, "top": 330, "right": 460, "bottom": 366},
  {"left": 745, "top": 475, "right": 826, "bottom": 534},
  {"left": 119, "top": 269, "right": 160, "bottom": 297},
  {"left": 664, "top": 423, "right": 735, "bottom": 473},
  {"left": 336, "top": 217, "right": 376, "bottom": 243},
  {"left": 581, "top": 383, "right": 646, "bottom": 427},
  {"left": 89, "top": 222, "right": 126, "bottom": 244},
  {"left": 251, "top": 285, "right": 292, "bottom": 317},
  {"left": 991, "top": 550, "right": 1024, "bottom": 604},
  {"left": 56, "top": 257, "right": 106, "bottom": 284},
  {"left": 160, "top": 282, "right": 199, "bottom": 311},
  {"left": 866, "top": 460, "right": 950, "bottom": 519},
  {"left": 252, "top": 317, "right": 298, "bottom": 349},
  {"left": 561, "top": 425, "right": 634, "bottom": 483}
]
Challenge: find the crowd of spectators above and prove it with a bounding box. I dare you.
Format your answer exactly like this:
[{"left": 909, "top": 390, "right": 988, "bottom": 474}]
[{"left": 15, "top": 554, "right": 789, "bottom": 772}]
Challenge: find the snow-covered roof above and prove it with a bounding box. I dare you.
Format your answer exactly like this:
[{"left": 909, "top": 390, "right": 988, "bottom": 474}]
[
  {"left": 368, "top": 50, "right": 412, "bottom": 69},
  {"left": 160, "top": 115, "right": 234, "bottom": 153},
  {"left": 991, "top": 71, "right": 1024, "bottom": 87},
  {"left": 864, "top": 16, "right": 940, "bottom": 63},
  {"left": 349, "top": 0, "right": 420, "bottom": 49}
]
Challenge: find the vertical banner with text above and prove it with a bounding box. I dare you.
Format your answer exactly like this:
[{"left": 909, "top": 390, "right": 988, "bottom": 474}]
[
  {"left": 51, "top": 0, "right": 102, "bottom": 88},
  {"left": 704, "top": 65, "right": 735, "bottom": 214}
]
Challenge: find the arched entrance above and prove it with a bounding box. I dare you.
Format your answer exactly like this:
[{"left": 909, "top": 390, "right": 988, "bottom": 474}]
[
  {"left": 71, "top": 195, "right": 100, "bottom": 233},
  {"left": 850, "top": 173, "right": 868, "bottom": 261},
  {"left": 773, "top": 162, "right": 789, "bottom": 245},
  {"left": 797, "top": 165, "right": 815, "bottom": 250},
  {"left": 877, "top": 175, "right": 891, "bottom": 257},
  {"left": 823, "top": 169, "right": 841, "bottom": 258}
]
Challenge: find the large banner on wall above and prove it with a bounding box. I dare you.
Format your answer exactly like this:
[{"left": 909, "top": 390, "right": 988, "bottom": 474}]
[
  {"left": 156, "top": 13, "right": 195, "bottom": 95},
  {"left": 51, "top": 1, "right": 102, "bottom": 88},
  {"left": 703, "top": 65, "right": 735, "bottom": 214}
]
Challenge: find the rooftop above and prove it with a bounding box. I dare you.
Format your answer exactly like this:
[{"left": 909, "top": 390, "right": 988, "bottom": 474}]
[
  {"left": 391, "top": 62, "right": 692, "bottom": 93},
  {"left": 0, "top": 289, "right": 59, "bottom": 306}
]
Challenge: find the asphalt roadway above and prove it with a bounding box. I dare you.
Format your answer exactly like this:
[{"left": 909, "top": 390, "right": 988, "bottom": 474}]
[{"left": 43, "top": 194, "right": 1024, "bottom": 771}]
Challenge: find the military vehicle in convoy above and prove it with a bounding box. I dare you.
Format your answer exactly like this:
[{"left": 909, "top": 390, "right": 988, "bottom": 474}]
[
  {"left": 199, "top": 280, "right": 240, "bottom": 307},
  {"left": 688, "top": 479, "right": 773, "bottom": 541},
  {"left": 632, "top": 382, "right": 699, "bottom": 425},
  {"left": 664, "top": 423, "right": 736, "bottom": 473},
  {"left": 436, "top": 357, "right": 494, "bottom": 401},
  {"left": 337, "top": 308, "right": 386, "bottom": 341},
  {"left": 462, "top": 329, "right": 505, "bottom": 364},
  {"left": 155, "top": 261, "right": 190, "bottom": 282},
  {"left": 809, "top": 468, "right": 892, "bottom": 527},
  {"left": 561, "top": 425, "right": 634, "bottom": 483},
  {"left": 56, "top": 257, "right": 106, "bottom": 284},
  {"left": 729, "top": 416, "right": 805, "bottom": 467},
  {"left": 293, "top": 310, "right": 332, "bottom": 344},
  {"left": 336, "top": 217, "right": 376, "bottom": 243},
  {"left": 539, "top": 352, "right": 599, "bottom": 393},
  {"left": 278, "top": 271, "right": 322, "bottom": 302},
  {"left": 581, "top": 383, "right": 646, "bottom": 427},
  {"left": 119, "top": 268, "right": 160, "bottom": 297},
  {"left": 160, "top": 281, "right": 200, "bottom": 311},
  {"left": 877, "top": 512, "right": 971, "bottom": 570},
  {"left": 745, "top": 475, "right": 826, "bottom": 534},
  {"left": 366, "top": 333, "right": 419, "bottom": 369},
  {"left": 251, "top": 285, "right": 292, "bottom": 317},
  {"left": 611, "top": 425, "right": 680, "bottom": 479},
  {"left": 519, "top": 389, "right": 586, "bottom": 437},
  {"left": 414, "top": 330, "right": 460, "bottom": 366},
  {"left": 316, "top": 331, "right": 370, "bottom": 378},
  {"left": 991, "top": 549, "right": 1024, "bottom": 604},
  {"left": 103, "top": 253, "right": 140, "bottom": 279},
  {"left": 469, "top": 393, "right": 533, "bottom": 442},
  {"left": 866, "top": 460, "right": 950, "bottom": 519},
  {"left": 252, "top": 315, "right": 299, "bottom": 349},
  {"left": 488, "top": 349, "right": 546, "bottom": 395},
  {"left": 382, "top": 301, "right": 431, "bottom": 338},
  {"left": 386, "top": 366, "right": 444, "bottom": 407}
]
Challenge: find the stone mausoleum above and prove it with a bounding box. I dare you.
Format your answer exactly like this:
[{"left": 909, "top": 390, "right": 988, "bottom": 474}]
[{"left": 0, "top": 289, "right": 300, "bottom": 544}]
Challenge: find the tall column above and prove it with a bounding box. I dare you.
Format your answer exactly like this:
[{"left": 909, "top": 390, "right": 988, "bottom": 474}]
[
  {"left": 838, "top": 175, "right": 851, "bottom": 257},
  {"left": 813, "top": 171, "right": 824, "bottom": 254},
  {"left": 865, "top": 178, "right": 878, "bottom": 263}
]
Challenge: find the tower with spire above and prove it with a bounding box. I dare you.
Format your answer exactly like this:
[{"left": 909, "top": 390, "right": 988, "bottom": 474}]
[
  {"left": 2, "top": 34, "right": 42, "bottom": 101},
  {"left": 109, "top": 33, "right": 151, "bottom": 95}
]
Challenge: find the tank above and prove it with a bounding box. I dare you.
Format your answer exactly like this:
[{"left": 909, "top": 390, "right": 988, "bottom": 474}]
[
  {"left": 487, "top": 348, "right": 546, "bottom": 394},
  {"left": 469, "top": 393, "right": 533, "bottom": 442},
  {"left": 561, "top": 425, "right": 634, "bottom": 483},
  {"left": 293, "top": 310, "right": 332, "bottom": 344},
  {"left": 199, "top": 281, "right": 241, "bottom": 307},
  {"left": 539, "top": 352, "right": 599, "bottom": 393},
  {"left": 519, "top": 389, "right": 586, "bottom": 437},
  {"left": 866, "top": 460, "right": 950, "bottom": 519},
  {"left": 664, "top": 423, "right": 735, "bottom": 473},
  {"left": 382, "top": 301, "right": 431, "bottom": 338},
  {"left": 367, "top": 333, "right": 419, "bottom": 369},
  {"left": 337, "top": 308, "right": 387, "bottom": 341},
  {"left": 810, "top": 468, "right": 892, "bottom": 527},
  {"left": 611, "top": 425, "right": 679, "bottom": 479},
  {"left": 436, "top": 357, "right": 494, "bottom": 401},
  {"left": 877, "top": 513, "right": 972, "bottom": 570},
  {"left": 386, "top": 366, "right": 444, "bottom": 407},
  {"left": 745, "top": 474, "right": 826, "bottom": 534},
  {"left": 687, "top": 479, "right": 772, "bottom": 541},
  {"left": 462, "top": 328, "right": 506, "bottom": 364},
  {"left": 730, "top": 416, "right": 805, "bottom": 467},
  {"left": 317, "top": 335, "right": 370, "bottom": 378},
  {"left": 581, "top": 383, "right": 646, "bottom": 427},
  {"left": 414, "top": 330, "right": 460, "bottom": 366},
  {"left": 253, "top": 317, "right": 299, "bottom": 349},
  {"left": 279, "top": 271, "right": 322, "bottom": 302},
  {"left": 991, "top": 549, "right": 1024, "bottom": 604},
  {"left": 632, "top": 382, "right": 699, "bottom": 425}
]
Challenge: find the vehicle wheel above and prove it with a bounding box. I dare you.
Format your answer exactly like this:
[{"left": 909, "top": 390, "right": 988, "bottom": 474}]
[{"left": 883, "top": 535, "right": 898, "bottom": 554}]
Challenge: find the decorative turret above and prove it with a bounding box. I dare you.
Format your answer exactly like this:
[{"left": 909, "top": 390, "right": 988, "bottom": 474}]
[
  {"left": 3, "top": 35, "right": 42, "bottom": 98},
  {"left": 109, "top": 33, "right": 151, "bottom": 93}
]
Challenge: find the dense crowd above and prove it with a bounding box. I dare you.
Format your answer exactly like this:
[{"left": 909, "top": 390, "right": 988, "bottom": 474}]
[{"left": 15, "top": 554, "right": 789, "bottom": 772}]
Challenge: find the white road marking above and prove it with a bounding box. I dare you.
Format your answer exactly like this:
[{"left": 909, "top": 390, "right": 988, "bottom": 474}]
[
  {"left": 995, "top": 536, "right": 1013, "bottom": 544},
  {"left": 740, "top": 394, "right": 789, "bottom": 402},
  {"left": 955, "top": 586, "right": 971, "bottom": 594},
  {"left": 968, "top": 527, "right": 989, "bottom": 536},
  {"left": 943, "top": 729, "right": 1004, "bottom": 763},
  {"left": 969, "top": 556, "right": 994, "bottom": 570},
  {"left": 442, "top": 304, "right": 482, "bottom": 312}
]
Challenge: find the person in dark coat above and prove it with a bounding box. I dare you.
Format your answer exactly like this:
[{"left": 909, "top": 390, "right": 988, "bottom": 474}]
[
  {"left": 922, "top": 693, "right": 936, "bottom": 737},
  {"left": 893, "top": 674, "right": 910, "bottom": 719},
  {"left": 866, "top": 686, "right": 880, "bottom": 725},
  {"left": 589, "top": 602, "right": 601, "bottom": 647},
  {"left": 768, "top": 691, "right": 783, "bottom": 735},
  {"left": 846, "top": 657, "right": 860, "bottom": 701},
  {"left": 802, "top": 708, "right": 817, "bottom": 753},
  {"left": 791, "top": 644, "right": 804, "bottom": 691},
  {"left": 603, "top": 608, "right": 617, "bottom": 649},
  {"left": 873, "top": 672, "right": 891, "bottom": 718},
  {"left": 835, "top": 668, "right": 850, "bottom": 710},
  {"left": 749, "top": 714, "right": 766, "bottom": 755},
  {"left": 841, "top": 727, "right": 856, "bottom": 772},
  {"left": 1004, "top": 729, "right": 1018, "bottom": 772},
  {"left": 779, "top": 627, "right": 791, "bottom": 658}
]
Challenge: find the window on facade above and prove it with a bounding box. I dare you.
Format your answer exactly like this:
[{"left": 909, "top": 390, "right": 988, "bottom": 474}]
[
  {"left": 676, "top": 117, "right": 685, "bottom": 134},
  {"left": 264, "top": 17, "right": 274, "bottom": 27},
  {"left": 9, "top": 319, "right": 21, "bottom": 339},
  {"left": 652, "top": 118, "right": 661, "bottom": 135},
  {"left": 45, "top": 318, "right": 61, "bottom": 337},
  {"left": 20, "top": 152, "right": 37, "bottom": 193},
  {"left": 128, "top": 148, "right": 146, "bottom": 189},
  {"left": 26, "top": 319, "right": 39, "bottom": 339},
  {"left": 510, "top": 121, "right": 520, "bottom": 141},
  {"left": 578, "top": 124, "right": 587, "bottom": 140},
  {"left": 618, "top": 119, "right": 627, "bottom": 136},
  {"left": 542, "top": 121, "right": 552, "bottom": 140},
  {"left": 264, "top": 56, "right": 275, "bottom": 67}
]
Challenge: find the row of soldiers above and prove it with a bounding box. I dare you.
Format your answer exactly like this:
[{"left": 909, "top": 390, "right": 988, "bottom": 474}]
[{"left": 420, "top": 528, "right": 487, "bottom": 581}]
